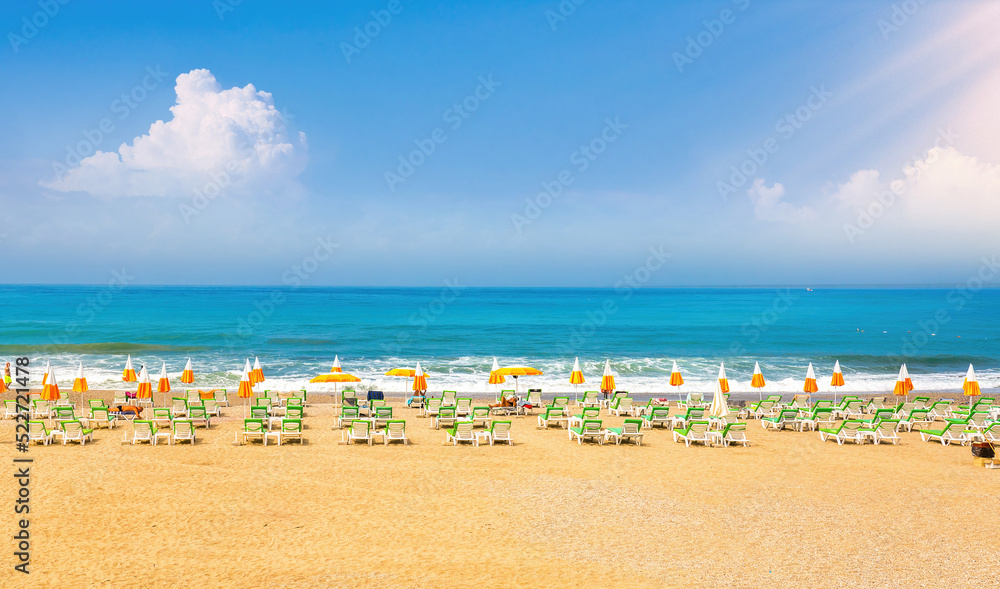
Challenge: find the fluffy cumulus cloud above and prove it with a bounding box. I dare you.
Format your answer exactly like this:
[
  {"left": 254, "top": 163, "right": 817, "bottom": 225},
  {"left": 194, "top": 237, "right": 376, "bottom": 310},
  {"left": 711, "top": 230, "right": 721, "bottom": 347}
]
[
  {"left": 746, "top": 178, "right": 816, "bottom": 223},
  {"left": 44, "top": 69, "right": 307, "bottom": 197},
  {"left": 835, "top": 146, "right": 1000, "bottom": 243}
]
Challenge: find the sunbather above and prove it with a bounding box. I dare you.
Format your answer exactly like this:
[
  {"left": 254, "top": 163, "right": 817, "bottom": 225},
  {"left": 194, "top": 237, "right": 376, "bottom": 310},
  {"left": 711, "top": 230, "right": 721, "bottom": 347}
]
[{"left": 490, "top": 395, "right": 517, "bottom": 409}]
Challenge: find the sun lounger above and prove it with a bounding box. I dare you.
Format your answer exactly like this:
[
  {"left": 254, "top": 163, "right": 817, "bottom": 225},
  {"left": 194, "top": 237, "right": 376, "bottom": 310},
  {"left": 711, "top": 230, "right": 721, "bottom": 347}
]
[
  {"left": 372, "top": 406, "right": 393, "bottom": 430},
  {"left": 897, "top": 408, "right": 932, "bottom": 432},
  {"left": 435, "top": 407, "right": 458, "bottom": 430},
  {"left": 28, "top": 421, "right": 52, "bottom": 445},
  {"left": 455, "top": 398, "right": 473, "bottom": 417},
  {"left": 761, "top": 409, "right": 799, "bottom": 431},
  {"left": 171, "top": 397, "right": 189, "bottom": 418},
  {"left": 380, "top": 420, "right": 408, "bottom": 445},
  {"left": 58, "top": 420, "right": 94, "bottom": 445},
  {"left": 568, "top": 407, "right": 601, "bottom": 431},
  {"left": 642, "top": 406, "right": 672, "bottom": 429},
  {"left": 578, "top": 391, "right": 600, "bottom": 408},
  {"left": 818, "top": 420, "right": 864, "bottom": 445},
  {"left": 422, "top": 397, "right": 442, "bottom": 418},
  {"left": 797, "top": 407, "right": 834, "bottom": 431},
  {"left": 671, "top": 408, "right": 705, "bottom": 430},
  {"left": 487, "top": 420, "right": 513, "bottom": 446},
  {"left": 337, "top": 406, "right": 360, "bottom": 428},
  {"left": 862, "top": 419, "right": 900, "bottom": 445},
  {"left": 470, "top": 406, "right": 492, "bottom": 427},
  {"left": 604, "top": 419, "right": 644, "bottom": 446},
  {"left": 131, "top": 420, "right": 157, "bottom": 445},
  {"left": 171, "top": 420, "right": 196, "bottom": 445},
  {"left": 537, "top": 406, "right": 568, "bottom": 429},
  {"left": 608, "top": 396, "right": 634, "bottom": 417},
  {"left": 267, "top": 419, "right": 302, "bottom": 446},
  {"left": 238, "top": 419, "right": 267, "bottom": 445},
  {"left": 919, "top": 422, "right": 968, "bottom": 446},
  {"left": 188, "top": 406, "right": 211, "bottom": 428},
  {"left": 88, "top": 408, "right": 118, "bottom": 429},
  {"left": 570, "top": 419, "right": 604, "bottom": 445},
  {"left": 445, "top": 421, "right": 477, "bottom": 446},
  {"left": 722, "top": 422, "right": 749, "bottom": 447},
  {"left": 673, "top": 421, "right": 711, "bottom": 447},
  {"left": 441, "top": 390, "right": 458, "bottom": 406}
]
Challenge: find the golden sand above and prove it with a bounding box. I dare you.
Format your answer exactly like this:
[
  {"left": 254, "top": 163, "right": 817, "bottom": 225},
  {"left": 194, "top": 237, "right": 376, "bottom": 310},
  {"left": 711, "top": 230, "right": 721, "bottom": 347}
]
[{"left": 2, "top": 392, "right": 998, "bottom": 588}]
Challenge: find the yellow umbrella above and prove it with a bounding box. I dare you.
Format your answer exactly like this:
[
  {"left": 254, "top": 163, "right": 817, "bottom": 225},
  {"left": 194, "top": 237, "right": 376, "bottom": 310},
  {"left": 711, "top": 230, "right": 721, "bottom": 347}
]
[
  {"left": 963, "top": 364, "right": 981, "bottom": 410},
  {"left": 122, "top": 355, "right": 137, "bottom": 382},
  {"left": 488, "top": 357, "right": 505, "bottom": 384},
  {"left": 751, "top": 361, "right": 766, "bottom": 401},
  {"left": 569, "top": 358, "right": 585, "bottom": 384},
  {"left": 412, "top": 362, "right": 427, "bottom": 392},
  {"left": 495, "top": 366, "right": 543, "bottom": 396},
  {"left": 600, "top": 359, "right": 616, "bottom": 393},
  {"left": 386, "top": 367, "right": 417, "bottom": 393},
  {"left": 669, "top": 360, "right": 684, "bottom": 401},
  {"left": 830, "top": 360, "right": 845, "bottom": 403},
  {"left": 717, "top": 362, "right": 730, "bottom": 394},
  {"left": 181, "top": 358, "right": 195, "bottom": 384},
  {"left": 136, "top": 366, "right": 153, "bottom": 402},
  {"left": 42, "top": 368, "right": 60, "bottom": 401}
]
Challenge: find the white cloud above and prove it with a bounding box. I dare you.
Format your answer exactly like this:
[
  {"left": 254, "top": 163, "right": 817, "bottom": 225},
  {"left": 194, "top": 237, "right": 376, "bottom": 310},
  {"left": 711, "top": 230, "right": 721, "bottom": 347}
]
[
  {"left": 747, "top": 178, "right": 816, "bottom": 223},
  {"left": 43, "top": 69, "right": 307, "bottom": 197}
]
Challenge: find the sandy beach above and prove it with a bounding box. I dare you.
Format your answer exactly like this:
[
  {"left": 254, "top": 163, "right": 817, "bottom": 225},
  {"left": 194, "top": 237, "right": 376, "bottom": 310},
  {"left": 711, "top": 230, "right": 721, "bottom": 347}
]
[{"left": 2, "top": 390, "right": 998, "bottom": 588}]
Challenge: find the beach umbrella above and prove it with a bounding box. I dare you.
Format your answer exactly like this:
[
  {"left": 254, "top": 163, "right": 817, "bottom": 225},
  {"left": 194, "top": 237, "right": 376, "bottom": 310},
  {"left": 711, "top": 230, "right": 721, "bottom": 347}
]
[
  {"left": 72, "top": 362, "right": 88, "bottom": 407},
  {"left": 751, "top": 361, "right": 766, "bottom": 401},
  {"left": 136, "top": 366, "right": 153, "bottom": 403},
  {"left": 669, "top": 360, "right": 684, "bottom": 401},
  {"left": 0, "top": 370, "right": 6, "bottom": 393},
  {"left": 42, "top": 361, "right": 51, "bottom": 387},
  {"left": 963, "top": 364, "right": 981, "bottom": 409},
  {"left": 830, "top": 360, "right": 845, "bottom": 404},
  {"left": 709, "top": 379, "right": 729, "bottom": 418},
  {"left": 181, "top": 358, "right": 195, "bottom": 384},
  {"left": 252, "top": 357, "right": 264, "bottom": 385},
  {"left": 309, "top": 372, "right": 362, "bottom": 396},
  {"left": 488, "top": 358, "right": 506, "bottom": 383},
  {"left": 122, "top": 355, "right": 137, "bottom": 382},
  {"left": 496, "top": 366, "right": 543, "bottom": 396},
  {"left": 385, "top": 368, "right": 417, "bottom": 393},
  {"left": 237, "top": 367, "right": 254, "bottom": 417},
  {"left": 157, "top": 362, "right": 171, "bottom": 407},
  {"left": 569, "top": 357, "right": 585, "bottom": 401},
  {"left": 600, "top": 360, "right": 616, "bottom": 394},
  {"left": 331, "top": 355, "right": 342, "bottom": 373},
  {"left": 41, "top": 368, "right": 60, "bottom": 401},
  {"left": 412, "top": 362, "right": 428, "bottom": 392},
  {"left": 892, "top": 364, "right": 913, "bottom": 409},
  {"left": 717, "top": 362, "right": 730, "bottom": 394},
  {"left": 803, "top": 363, "right": 819, "bottom": 395}
]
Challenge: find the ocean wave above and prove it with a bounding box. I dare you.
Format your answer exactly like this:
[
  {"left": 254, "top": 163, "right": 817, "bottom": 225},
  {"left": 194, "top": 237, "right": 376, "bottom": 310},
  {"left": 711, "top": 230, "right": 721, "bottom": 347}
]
[{"left": 0, "top": 343, "right": 210, "bottom": 354}]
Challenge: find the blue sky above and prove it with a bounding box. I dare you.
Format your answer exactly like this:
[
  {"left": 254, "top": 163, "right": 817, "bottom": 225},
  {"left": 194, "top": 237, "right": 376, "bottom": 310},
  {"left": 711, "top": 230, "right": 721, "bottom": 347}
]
[{"left": 1, "top": 0, "right": 998, "bottom": 287}]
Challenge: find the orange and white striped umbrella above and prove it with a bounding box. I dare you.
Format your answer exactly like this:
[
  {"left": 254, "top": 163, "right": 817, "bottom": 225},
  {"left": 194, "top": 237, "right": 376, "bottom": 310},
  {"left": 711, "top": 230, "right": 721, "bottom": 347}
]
[
  {"left": 252, "top": 357, "right": 264, "bottom": 385},
  {"left": 42, "top": 361, "right": 50, "bottom": 387},
  {"left": 569, "top": 357, "right": 585, "bottom": 385},
  {"left": 181, "top": 358, "right": 195, "bottom": 384},
  {"left": 157, "top": 362, "right": 171, "bottom": 394},
  {"left": 669, "top": 360, "right": 684, "bottom": 401},
  {"left": 751, "top": 361, "right": 766, "bottom": 401},
  {"left": 136, "top": 366, "right": 153, "bottom": 400},
  {"left": 0, "top": 371, "right": 6, "bottom": 393},
  {"left": 830, "top": 360, "right": 845, "bottom": 387},
  {"left": 237, "top": 367, "right": 254, "bottom": 398},
  {"left": 488, "top": 357, "right": 505, "bottom": 385},
  {"left": 331, "top": 355, "right": 342, "bottom": 373},
  {"left": 600, "top": 359, "right": 616, "bottom": 392},
  {"left": 412, "top": 362, "right": 428, "bottom": 391},
  {"left": 963, "top": 364, "right": 981, "bottom": 399},
  {"left": 242, "top": 359, "right": 253, "bottom": 385},
  {"left": 122, "top": 355, "right": 137, "bottom": 382},
  {"left": 42, "top": 368, "right": 60, "bottom": 401},
  {"left": 803, "top": 363, "right": 819, "bottom": 393},
  {"left": 892, "top": 364, "right": 913, "bottom": 397},
  {"left": 73, "top": 362, "right": 89, "bottom": 393},
  {"left": 717, "top": 362, "right": 730, "bottom": 394}
]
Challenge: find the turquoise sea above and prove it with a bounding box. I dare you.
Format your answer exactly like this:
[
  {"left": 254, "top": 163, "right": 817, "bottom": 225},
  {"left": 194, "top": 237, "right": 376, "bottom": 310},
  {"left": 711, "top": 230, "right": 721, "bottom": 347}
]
[{"left": 1, "top": 285, "right": 997, "bottom": 395}]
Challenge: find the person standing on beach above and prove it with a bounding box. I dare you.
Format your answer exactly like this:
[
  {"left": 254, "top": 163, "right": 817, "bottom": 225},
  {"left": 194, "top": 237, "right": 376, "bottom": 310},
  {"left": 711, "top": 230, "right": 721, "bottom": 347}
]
[{"left": 4, "top": 362, "right": 10, "bottom": 386}]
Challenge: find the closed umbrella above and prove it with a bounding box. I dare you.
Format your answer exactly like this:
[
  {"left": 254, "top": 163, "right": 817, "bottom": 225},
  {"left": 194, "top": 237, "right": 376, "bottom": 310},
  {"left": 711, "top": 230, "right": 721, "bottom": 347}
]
[
  {"left": 181, "top": 358, "right": 195, "bottom": 384},
  {"left": 803, "top": 363, "right": 819, "bottom": 395},
  {"left": 136, "top": 366, "right": 153, "bottom": 404},
  {"left": 600, "top": 360, "right": 616, "bottom": 398},
  {"left": 830, "top": 360, "right": 845, "bottom": 404},
  {"left": 42, "top": 368, "right": 60, "bottom": 401},
  {"left": 42, "top": 361, "right": 51, "bottom": 388},
  {"left": 252, "top": 357, "right": 264, "bottom": 385},
  {"left": 717, "top": 362, "right": 730, "bottom": 394},
  {"left": 488, "top": 358, "right": 505, "bottom": 400},
  {"left": 412, "top": 362, "right": 427, "bottom": 392},
  {"left": 237, "top": 367, "right": 254, "bottom": 417},
  {"left": 122, "top": 355, "right": 137, "bottom": 382},
  {"left": 569, "top": 357, "right": 585, "bottom": 401},
  {"left": 330, "top": 355, "right": 342, "bottom": 373},
  {"left": 892, "top": 364, "right": 913, "bottom": 409},
  {"left": 963, "top": 364, "right": 981, "bottom": 411},
  {"left": 709, "top": 379, "right": 729, "bottom": 418},
  {"left": 669, "top": 360, "right": 684, "bottom": 401},
  {"left": 157, "top": 362, "right": 171, "bottom": 407},
  {"left": 73, "top": 362, "right": 88, "bottom": 408},
  {"left": 751, "top": 361, "right": 766, "bottom": 401}
]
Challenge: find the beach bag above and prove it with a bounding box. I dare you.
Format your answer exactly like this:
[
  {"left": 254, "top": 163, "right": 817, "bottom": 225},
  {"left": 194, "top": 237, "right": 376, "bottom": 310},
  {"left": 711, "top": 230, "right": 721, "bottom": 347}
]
[{"left": 971, "top": 442, "right": 994, "bottom": 459}]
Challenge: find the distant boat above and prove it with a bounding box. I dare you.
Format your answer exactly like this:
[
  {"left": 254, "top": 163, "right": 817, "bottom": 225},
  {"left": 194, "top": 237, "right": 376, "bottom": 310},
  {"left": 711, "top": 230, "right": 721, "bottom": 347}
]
[{"left": 806, "top": 288, "right": 813, "bottom": 292}]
